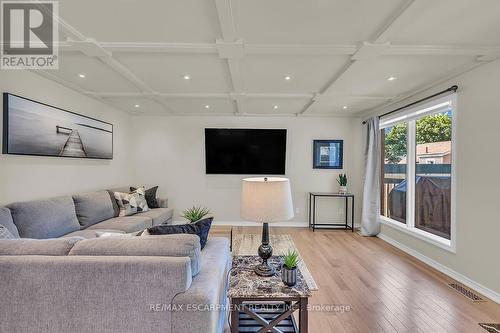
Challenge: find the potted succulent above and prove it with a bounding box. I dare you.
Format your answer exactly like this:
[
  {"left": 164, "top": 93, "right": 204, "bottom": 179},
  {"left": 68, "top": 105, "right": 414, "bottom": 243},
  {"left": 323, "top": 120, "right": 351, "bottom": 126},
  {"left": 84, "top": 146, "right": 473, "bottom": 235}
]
[
  {"left": 181, "top": 206, "right": 211, "bottom": 223},
  {"left": 282, "top": 249, "right": 299, "bottom": 287},
  {"left": 337, "top": 173, "right": 348, "bottom": 194}
]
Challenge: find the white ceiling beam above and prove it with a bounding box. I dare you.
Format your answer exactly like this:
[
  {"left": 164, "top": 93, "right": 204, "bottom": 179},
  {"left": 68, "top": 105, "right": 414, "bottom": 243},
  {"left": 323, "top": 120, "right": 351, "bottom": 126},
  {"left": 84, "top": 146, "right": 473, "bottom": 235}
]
[
  {"left": 98, "top": 42, "right": 218, "bottom": 54},
  {"left": 245, "top": 44, "right": 357, "bottom": 55},
  {"left": 352, "top": 42, "right": 391, "bottom": 60},
  {"left": 213, "top": 0, "right": 243, "bottom": 114},
  {"left": 85, "top": 91, "right": 392, "bottom": 100},
  {"left": 59, "top": 41, "right": 500, "bottom": 58},
  {"left": 387, "top": 45, "right": 500, "bottom": 57},
  {"left": 214, "top": 0, "right": 238, "bottom": 41},
  {"left": 371, "top": 0, "right": 417, "bottom": 43}
]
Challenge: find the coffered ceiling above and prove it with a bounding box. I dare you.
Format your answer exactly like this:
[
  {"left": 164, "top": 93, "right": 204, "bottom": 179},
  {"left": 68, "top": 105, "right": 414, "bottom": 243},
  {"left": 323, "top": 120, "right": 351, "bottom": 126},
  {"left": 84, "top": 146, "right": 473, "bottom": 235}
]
[{"left": 34, "top": 0, "right": 500, "bottom": 116}]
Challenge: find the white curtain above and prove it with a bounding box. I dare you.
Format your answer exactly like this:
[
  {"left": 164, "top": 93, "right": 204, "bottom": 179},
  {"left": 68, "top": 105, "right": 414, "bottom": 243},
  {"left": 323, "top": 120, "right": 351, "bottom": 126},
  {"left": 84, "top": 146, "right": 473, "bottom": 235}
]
[{"left": 361, "top": 116, "right": 381, "bottom": 236}]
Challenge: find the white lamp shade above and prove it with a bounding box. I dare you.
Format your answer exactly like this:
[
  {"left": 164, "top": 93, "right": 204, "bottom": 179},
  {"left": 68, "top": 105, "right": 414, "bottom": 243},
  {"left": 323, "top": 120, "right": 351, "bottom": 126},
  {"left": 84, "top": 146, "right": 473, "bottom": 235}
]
[{"left": 240, "top": 177, "right": 294, "bottom": 223}]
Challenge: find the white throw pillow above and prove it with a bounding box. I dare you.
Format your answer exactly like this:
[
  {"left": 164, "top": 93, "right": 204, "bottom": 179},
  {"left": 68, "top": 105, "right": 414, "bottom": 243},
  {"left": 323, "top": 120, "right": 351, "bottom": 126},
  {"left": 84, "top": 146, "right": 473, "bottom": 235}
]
[
  {"left": 0, "top": 225, "right": 15, "bottom": 239},
  {"left": 114, "top": 190, "right": 149, "bottom": 217}
]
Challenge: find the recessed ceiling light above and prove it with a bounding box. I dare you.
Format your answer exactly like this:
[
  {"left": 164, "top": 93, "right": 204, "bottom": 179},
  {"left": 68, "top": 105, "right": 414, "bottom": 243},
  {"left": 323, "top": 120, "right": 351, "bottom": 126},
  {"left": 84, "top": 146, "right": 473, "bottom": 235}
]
[
  {"left": 78, "top": 73, "right": 86, "bottom": 78},
  {"left": 182, "top": 74, "right": 191, "bottom": 80},
  {"left": 343, "top": 106, "right": 348, "bottom": 109},
  {"left": 134, "top": 104, "right": 140, "bottom": 108},
  {"left": 387, "top": 76, "right": 397, "bottom": 81},
  {"left": 273, "top": 105, "right": 279, "bottom": 110},
  {"left": 204, "top": 105, "right": 210, "bottom": 109},
  {"left": 284, "top": 75, "right": 292, "bottom": 81}
]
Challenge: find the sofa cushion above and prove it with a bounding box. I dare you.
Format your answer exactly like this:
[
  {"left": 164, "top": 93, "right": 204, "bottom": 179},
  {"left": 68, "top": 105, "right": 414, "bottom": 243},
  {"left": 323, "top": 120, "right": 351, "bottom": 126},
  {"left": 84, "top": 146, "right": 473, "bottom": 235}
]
[
  {"left": 0, "top": 207, "right": 19, "bottom": 238},
  {"left": 135, "top": 208, "right": 173, "bottom": 226},
  {"left": 69, "top": 234, "right": 201, "bottom": 276},
  {"left": 87, "top": 216, "right": 152, "bottom": 233},
  {"left": 73, "top": 191, "right": 115, "bottom": 229},
  {"left": 7, "top": 196, "right": 80, "bottom": 239},
  {"left": 0, "top": 237, "right": 82, "bottom": 256},
  {"left": 62, "top": 229, "right": 126, "bottom": 239}
]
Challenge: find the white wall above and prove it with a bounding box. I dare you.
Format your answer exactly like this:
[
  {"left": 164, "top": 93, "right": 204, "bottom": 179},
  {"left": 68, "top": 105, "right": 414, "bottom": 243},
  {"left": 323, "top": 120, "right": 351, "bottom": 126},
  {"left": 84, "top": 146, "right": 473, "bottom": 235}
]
[
  {"left": 0, "top": 70, "right": 132, "bottom": 204},
  {"left": 131, "top": 115, "right": 364, "bottom": 226},
  {"left": 361, "top": 59, "right": 500, "bottom": 297}
]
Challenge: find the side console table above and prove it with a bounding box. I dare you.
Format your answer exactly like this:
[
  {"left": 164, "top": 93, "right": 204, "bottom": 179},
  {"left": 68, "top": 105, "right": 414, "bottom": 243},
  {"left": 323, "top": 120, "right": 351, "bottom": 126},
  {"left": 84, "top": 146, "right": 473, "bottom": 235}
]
[{"left": 308, "top": 192, "right": 355, "bottom": 232}]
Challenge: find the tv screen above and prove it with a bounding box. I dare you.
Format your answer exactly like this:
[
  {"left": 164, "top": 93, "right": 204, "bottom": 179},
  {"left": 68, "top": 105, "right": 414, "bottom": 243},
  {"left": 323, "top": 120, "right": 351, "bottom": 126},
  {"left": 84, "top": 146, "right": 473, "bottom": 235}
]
[{"left": 205, "top": 128, "right": 287, "bottom": 174}]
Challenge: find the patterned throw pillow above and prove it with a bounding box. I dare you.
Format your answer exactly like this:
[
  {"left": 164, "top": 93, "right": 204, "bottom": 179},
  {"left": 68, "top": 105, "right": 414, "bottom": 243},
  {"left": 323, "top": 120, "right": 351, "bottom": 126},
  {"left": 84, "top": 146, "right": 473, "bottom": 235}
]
[
  {"left": 0, "top": 225, "right": 15, "bottom": 239},
  {"left": 130, "top": 186, "right": 159, "bottom": 209},
  {"left": 114, "top": 190, "right": 149, "bottom": 217}
]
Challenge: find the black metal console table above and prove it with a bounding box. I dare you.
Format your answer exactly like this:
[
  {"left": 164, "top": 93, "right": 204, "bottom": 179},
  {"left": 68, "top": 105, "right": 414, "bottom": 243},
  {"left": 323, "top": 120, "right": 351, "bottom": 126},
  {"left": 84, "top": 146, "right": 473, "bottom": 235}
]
[{"left": 308, "top": 192, "right": 354, "bottom": 231}]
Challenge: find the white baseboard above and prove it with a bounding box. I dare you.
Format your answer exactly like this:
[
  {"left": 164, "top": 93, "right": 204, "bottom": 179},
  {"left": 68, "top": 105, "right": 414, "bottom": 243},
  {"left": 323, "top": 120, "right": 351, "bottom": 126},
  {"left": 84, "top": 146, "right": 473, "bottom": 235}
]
[
  {"left": 377, "top": 233, "right": 500, "bottom": 304},
  {"left": 211, "top": 221, "right": 361, "bottom": 228}
]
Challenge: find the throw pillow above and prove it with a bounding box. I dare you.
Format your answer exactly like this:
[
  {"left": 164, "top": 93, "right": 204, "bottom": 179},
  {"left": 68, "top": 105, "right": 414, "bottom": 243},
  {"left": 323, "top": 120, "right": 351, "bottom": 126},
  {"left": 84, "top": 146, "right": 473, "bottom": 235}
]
[
  {"left": 114, "top": 191, "right": 149, "bottom": 217},
  {"left": 107, "top": 190, "right": 120, "bottom": 217},
  {"left": 130, "top": 186, "right": 159, "bottom": 208},
  {"left": 130, "top": 187, "right": 150, "bottom": 212},
  {"left": 0, "top": 225, "right": 15, "bottom": 239},
  {"left": 145, "top": 217, "right": 213, "bottom": 249}
]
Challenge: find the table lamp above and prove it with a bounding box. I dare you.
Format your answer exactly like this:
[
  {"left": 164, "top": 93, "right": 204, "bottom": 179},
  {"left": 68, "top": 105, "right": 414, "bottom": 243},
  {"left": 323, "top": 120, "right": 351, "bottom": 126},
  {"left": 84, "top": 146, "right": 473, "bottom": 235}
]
[{"left": 240, "top": 177, "right": 294, "bottom": 277}]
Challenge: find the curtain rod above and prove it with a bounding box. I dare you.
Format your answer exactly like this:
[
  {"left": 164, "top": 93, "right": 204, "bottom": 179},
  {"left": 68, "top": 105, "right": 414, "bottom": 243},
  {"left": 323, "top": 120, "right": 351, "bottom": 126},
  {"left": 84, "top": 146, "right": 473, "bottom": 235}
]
[{"left": 362, "top": 85, "right": 458, "bottom": 124}]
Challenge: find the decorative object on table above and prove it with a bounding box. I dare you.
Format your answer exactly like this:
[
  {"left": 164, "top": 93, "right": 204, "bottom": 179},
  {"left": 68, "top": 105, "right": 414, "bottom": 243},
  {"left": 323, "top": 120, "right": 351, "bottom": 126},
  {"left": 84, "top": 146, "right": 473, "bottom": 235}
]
[
  {"left": 181, "top": 206, "right": 211, "bottom": 223},
  {"left": 229, "top": 256, "right": 311, "bottom": 333},
  {"left": 130, "top": 186, "right": 159, "bottom": 208},
  {"left": 313, "top": 139, "right": 343, "bottom": 169},
  {"left": 232, "top": 233, "right": 318, "bottom": 290},
  {"left": 337, "top": 173, "right": 348, "bottom": 194},
  {"left": 114, "top": 190, "right": 149, "bottom": 217},
  {"left": 240, "top": 177, "right": 294, "bottom": 277},
  {"left": 2, "top": 93, "right": 113, "bottom": 159},
  {"left": 282, "top": 249, "right": 299, "bottom": 287},
  {"left": 143, "top": 217, "right": 213, "bottom": 249},
  {"left": 308, "top": 192, "right": 355, "bottom": 232}
]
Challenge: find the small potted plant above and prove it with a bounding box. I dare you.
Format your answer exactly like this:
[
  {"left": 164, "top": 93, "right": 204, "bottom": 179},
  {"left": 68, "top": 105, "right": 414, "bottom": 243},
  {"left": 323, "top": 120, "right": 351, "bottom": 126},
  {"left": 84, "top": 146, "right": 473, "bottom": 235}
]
[
  {"left": 181, "top": 206, "right": 211, "bottom": 223},
  {"left": 282, "top": 249, "right": 299, "bottom": 287},
  {"left": 337, "top": 173, "right": 347, "bottom": 194}
]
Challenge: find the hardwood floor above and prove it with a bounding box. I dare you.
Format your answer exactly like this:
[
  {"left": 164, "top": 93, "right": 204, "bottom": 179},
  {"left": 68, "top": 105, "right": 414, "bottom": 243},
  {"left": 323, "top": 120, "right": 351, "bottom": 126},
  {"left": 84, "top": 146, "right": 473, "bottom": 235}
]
[{"left": 211, "top": 226, "right": 500, "bottom": 332}]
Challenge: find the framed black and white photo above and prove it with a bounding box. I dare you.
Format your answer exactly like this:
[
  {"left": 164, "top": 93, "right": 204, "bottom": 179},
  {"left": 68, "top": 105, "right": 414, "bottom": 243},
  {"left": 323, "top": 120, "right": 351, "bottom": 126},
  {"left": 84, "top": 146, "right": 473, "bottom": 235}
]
[
  {"left": 3, "top": 93, "right": 113, "bottom": 159},
  {"left": 313, "top": 140, "right": 343, "bottom": 169}
]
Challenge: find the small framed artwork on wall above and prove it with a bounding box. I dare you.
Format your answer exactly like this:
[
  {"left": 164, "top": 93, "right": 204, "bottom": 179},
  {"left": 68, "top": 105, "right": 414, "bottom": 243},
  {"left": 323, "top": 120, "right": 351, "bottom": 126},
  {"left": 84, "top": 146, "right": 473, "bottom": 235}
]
[{"left": 313, "top": 140, "right": 343, "bottom": 169}]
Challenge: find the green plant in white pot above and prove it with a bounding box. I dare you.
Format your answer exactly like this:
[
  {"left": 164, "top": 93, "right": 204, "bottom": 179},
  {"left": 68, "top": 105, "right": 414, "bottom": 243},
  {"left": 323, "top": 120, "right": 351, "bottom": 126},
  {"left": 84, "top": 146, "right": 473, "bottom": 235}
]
[
  {"left": 282, "top": 249, "right": 299, "bottom": 287},
  {"left": 181, "top": 206, "right": 211, "bottom": 223},
  {"left": 337, "top": 173, "right": 348, "bottom": 194}
]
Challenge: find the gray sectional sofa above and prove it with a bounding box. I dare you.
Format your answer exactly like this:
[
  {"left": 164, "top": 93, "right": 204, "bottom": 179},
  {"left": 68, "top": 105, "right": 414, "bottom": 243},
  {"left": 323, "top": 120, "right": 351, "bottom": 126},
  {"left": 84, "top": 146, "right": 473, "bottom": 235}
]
[{"left": 0, "top": 188, "right": 231, "bottom": 333}]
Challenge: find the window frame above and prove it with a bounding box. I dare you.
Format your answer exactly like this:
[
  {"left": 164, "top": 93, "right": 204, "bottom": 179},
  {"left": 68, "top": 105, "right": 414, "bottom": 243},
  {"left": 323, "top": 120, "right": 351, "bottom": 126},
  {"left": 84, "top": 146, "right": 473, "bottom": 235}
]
[{"left": 379, "top": 93, "right": 457, "bottom": 253}]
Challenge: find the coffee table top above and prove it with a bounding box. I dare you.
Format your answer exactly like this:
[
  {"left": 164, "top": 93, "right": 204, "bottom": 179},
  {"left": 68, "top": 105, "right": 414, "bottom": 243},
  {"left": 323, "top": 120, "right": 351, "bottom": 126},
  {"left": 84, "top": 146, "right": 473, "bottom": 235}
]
[{"left": 228, "top": 256, "right": 311, "bottom": 299}]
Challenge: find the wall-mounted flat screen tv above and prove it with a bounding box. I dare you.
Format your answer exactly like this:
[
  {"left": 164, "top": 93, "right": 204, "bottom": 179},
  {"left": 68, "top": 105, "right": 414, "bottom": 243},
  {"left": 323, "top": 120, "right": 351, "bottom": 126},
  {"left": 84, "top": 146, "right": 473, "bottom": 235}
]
[
  {"left": 3, "top": 93, "right": 113, "bottom": 159},
  {"left": 205, "top": 128, "right": 287, "bottom": 174}
]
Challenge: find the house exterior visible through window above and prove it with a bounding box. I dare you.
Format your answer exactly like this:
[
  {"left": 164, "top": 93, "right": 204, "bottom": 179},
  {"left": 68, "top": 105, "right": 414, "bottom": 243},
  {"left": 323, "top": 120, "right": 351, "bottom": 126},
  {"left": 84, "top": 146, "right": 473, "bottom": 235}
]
[{"left": 380, "top": 94, "right": 456, "bottom": 250}]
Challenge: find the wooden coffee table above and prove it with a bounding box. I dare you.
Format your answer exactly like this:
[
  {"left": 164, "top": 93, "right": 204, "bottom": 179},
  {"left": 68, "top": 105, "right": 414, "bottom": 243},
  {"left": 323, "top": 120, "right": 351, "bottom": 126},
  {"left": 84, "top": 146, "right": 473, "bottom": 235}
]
[{"left": 228, "top": 256, "right": 311, "bottom": 333}]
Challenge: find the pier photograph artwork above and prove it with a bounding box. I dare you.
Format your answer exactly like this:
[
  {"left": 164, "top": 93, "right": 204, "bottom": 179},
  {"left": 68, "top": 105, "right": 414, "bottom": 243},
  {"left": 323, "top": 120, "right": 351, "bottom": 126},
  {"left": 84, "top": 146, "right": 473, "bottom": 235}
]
[{"left": 3, "top": 93, "right": 113, "bottom": 159}]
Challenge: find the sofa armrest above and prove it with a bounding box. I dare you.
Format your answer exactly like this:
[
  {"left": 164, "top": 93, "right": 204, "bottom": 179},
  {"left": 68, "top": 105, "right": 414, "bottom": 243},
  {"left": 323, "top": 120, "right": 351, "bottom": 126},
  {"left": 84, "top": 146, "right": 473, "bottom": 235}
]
[
  {"left": 157, "top": 198, "right": 168, "bottom": 208},
  {"left": 171, "top": 238, "right": 231, "bottom": 333},
  {"left": 0, "top": 255, "right": 191, "bottom": 333}
]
